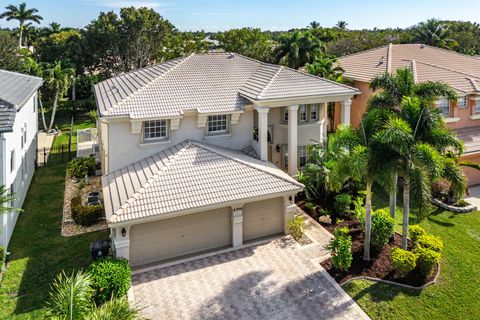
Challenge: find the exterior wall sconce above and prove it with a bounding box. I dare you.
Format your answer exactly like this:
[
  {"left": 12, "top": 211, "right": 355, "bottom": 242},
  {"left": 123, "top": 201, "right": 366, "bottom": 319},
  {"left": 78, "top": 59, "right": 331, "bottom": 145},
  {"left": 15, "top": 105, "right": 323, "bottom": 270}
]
[
  {"left": 276, "top": 144, "right": 281, "bottom": 153},
  {"left": 121, "top": 228, "right": 126, "bottom": 237}
]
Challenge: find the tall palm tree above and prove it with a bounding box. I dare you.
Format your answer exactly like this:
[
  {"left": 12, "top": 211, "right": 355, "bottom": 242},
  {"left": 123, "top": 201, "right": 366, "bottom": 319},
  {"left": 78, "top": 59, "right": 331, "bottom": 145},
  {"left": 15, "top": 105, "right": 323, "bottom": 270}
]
[
  {"left": 376, "top": 97, "right": 465, "bottom": 249},
  {"left": 0, "top": 2, "right": 42, "bottom": 47},
  {"left": 368, "top": 67, "right": 458, "bottom": 218},
  {"left": 309, "top": 21, "right": 320, "bottom": 30},
  {"left": 304, "top": 54, "right": 344, "bottom": 82},
  {"left": 414, "top": 18, "right": 458, "bottom": 49},
  {"left": 49, "top": 22, "right": 62, "bottom": 34},
  {"left": 335, "top": 21, "right": 348, "bottom": 30},
  {"left": 43, "top": 61, "right": 75, "bottom": 132},
  {"left": 274, "top": 31, "right": 325, "bottom": 69}
]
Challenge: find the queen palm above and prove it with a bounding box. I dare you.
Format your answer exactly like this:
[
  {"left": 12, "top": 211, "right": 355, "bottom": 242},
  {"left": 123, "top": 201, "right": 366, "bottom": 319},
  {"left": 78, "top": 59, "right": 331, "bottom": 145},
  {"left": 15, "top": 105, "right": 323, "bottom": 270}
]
[
  {"left": 274, "top": 31, "right": 325, "bottom": 69},
  {"left": 414, "top": 18, "right": 458, "bottom": 49},
  {"left": 0, "top": 2, "right": 42, "bottom": 47},
  {"left": 376, "top": 97, "right": 465, "bottom": 249},
  {"left": 335, "top": 21, "right": 348, "bottom": 30},
  {"left": 43, "top": 61, "right": 75, "bottom": 132},
  {"left": 368, "top": 67, "right": 457, "bottom": 218},
  {"left": 305, "top": 54, "right": 344, "bottom": 82}
]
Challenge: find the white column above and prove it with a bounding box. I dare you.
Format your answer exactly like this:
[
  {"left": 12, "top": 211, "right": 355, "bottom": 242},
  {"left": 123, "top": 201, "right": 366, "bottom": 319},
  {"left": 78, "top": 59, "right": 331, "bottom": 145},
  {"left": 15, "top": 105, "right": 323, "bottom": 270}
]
[
  {"left": 256, "top": 107, "right": 270, "bottom": 161},
  {"left": 113, "top": 227, "right": 130, "bottom": 260},
  {"left": 288, "top": 105, "right": 298, "bottom": 176},
  {"left": 284, "top": 196, "right": 298, "bottom": 234},
  {"left": 320, "top": 102, "right": 327, "bottom": 142},
  {"left": 231, "top": 207, "right": 243, "bottom": 247},
  {"left": 341, "top": 99, "right": 352, "bottom": 125}
]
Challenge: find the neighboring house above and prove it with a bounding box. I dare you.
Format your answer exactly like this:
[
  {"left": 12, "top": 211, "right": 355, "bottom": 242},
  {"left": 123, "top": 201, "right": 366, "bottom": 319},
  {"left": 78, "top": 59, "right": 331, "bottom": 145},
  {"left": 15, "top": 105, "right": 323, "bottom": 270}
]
[
  {"left": 94, "top": 52, "right": 359, "bottom": 267},
  {"left": 338, "top": 43, "right": 480, "bottom": 186},
  {"left": 0, "top": 70, "right": 43, "bottom": 247}
]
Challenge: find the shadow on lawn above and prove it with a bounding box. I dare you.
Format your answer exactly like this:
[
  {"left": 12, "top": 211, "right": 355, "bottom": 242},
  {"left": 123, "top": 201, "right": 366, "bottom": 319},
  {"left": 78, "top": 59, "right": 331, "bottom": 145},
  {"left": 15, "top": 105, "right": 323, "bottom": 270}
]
[
  {"left": 7, "top": 153, "right": 107, "bottom": 317},
  {"left": 348, "top": 280, "right": 421, "bottom": 303}
]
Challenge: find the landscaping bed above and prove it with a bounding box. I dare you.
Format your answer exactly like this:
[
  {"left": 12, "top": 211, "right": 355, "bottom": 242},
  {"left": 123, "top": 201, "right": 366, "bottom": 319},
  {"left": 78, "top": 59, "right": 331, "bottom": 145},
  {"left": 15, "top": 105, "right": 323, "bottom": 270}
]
[
  {"left": 62, "top": 170, "right": 108, "bottom": 237},
  {"left": 320, "top": 220, "right": 438, "bottom": 288}
]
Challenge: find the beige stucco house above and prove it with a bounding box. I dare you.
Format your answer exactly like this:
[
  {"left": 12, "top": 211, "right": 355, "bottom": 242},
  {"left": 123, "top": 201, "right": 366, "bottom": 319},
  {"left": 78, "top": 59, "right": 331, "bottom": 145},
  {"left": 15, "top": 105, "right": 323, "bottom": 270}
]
[
  {"left": 338, "top": 44, "right": 480, "bottom": 186},
  {"left": 94, "top": 52, "right": 359, "bottom": 267}
]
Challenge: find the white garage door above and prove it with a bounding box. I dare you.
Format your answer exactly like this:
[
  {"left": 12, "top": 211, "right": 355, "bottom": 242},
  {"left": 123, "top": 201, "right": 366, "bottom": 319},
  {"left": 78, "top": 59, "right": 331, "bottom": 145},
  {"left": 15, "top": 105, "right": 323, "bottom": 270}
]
[
  {"left": 129, "top": 207, "right": 231, "bottom": 267},
  {"left": 243, "top": 197, "right": 284, "bottom": 241}
]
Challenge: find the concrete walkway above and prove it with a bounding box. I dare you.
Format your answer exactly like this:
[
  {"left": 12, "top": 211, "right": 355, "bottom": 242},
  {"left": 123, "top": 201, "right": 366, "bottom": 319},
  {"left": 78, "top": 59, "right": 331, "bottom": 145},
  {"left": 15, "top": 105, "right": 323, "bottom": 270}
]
[
  {"left": 36, "top": 131, "right": 55, "bottom": 165},
  {"left": 465, "top": 185, "right": 480, "bottom": 209},
  {"left": 131, "top": 212, "right": 369, "bottom": 320}
]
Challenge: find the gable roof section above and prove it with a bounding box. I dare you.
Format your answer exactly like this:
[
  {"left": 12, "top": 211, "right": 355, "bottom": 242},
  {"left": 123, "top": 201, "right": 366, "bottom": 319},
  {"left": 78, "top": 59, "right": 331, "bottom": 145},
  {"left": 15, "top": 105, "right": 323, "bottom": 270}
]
[
  {"left": 102, "top": 140, "right": 303, "bottom": 224},
  {"left": 95, "top": 52, "right": 358, "bottom": 119},
  {"left": 0, "top": 70, "right": 43, "bottom": 133},
  {"left": 338, "top": 44, "right": 480, "bottom": 94}
]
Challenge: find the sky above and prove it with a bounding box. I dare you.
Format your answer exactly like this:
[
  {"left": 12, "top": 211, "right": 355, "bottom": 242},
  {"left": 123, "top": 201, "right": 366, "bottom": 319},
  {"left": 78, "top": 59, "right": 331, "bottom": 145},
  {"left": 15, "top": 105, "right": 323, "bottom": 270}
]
[{"left": 0, "top": 0, "right": 479, "bottom": 32}]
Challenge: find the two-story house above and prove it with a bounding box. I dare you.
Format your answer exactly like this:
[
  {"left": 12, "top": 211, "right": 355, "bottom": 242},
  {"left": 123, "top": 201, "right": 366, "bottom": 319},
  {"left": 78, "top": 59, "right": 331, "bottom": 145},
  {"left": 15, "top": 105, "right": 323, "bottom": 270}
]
[
  {"left": 338, "top": 44, "right": 480, "bottom": 186},
  {"left": 95, "top": 52, "right": 359, "bottom": 267},
  {"left": 0, "top": 70, "right": 42, "bottom": 247}
]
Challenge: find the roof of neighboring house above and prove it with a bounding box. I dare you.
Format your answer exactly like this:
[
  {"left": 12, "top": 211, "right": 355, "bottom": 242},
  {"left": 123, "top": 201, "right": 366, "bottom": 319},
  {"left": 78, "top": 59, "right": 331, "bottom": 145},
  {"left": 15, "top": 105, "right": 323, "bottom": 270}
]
[
  {"left": 338, "top": 44, "right": 480, "bottom": 94},
  {"left": 0, "top": 70, "right": 43, "bottom": 133},
  {"left": 455, "top": 127, "right": 480, "bottom": 155},
  {"left": 102, "top": 140, "right": 303, "bottom": 224},
  {"left": 94, "top": 52, "right": 358, "bottom": 119}
]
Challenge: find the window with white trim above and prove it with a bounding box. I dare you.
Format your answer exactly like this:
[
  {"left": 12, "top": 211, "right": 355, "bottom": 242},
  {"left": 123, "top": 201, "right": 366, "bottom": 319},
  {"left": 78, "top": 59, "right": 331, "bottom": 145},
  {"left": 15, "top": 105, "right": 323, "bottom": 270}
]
[
  {"left": 283, "top": 108, "right": 289, "bottom": 123},
  {"left": 207, "top": 114, "right": 229, "bottom": 135},
  {"left": 476, "top": 100, "right": 480, "bottom": 113},
  {"left": 299, "top": 145, "right": 308, "bottom": 167},
  {"left": 299, "top": 105, "right": 308, "bottom": 122},
  {"left": 438, "top": 97, "right": 450, "bottom": 117},
  {"left": 10, "top": 149, "right": 15, "bottom": 172},
  {"left": 458, "top": 96, "right": 467, "bottom": 108},
  {"left": 143, "top": 120, "right": 168, "bottom": 142},
  {"left": 310, "top": 104, "right": 319, "bottom": 121}
]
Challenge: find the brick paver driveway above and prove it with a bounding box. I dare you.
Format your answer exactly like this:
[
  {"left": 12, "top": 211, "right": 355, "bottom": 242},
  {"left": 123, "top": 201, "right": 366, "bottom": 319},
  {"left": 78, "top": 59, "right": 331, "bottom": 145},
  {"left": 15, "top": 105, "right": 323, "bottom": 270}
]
[{"left": 131, "top": 215, "right": 370, "bottom": 320}]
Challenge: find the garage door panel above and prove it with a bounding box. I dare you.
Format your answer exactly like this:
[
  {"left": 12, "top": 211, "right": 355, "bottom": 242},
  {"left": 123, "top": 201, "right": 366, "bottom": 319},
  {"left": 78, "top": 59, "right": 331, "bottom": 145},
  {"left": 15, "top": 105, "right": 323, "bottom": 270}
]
[
  {"left": 130, "top": 207, "right": 231, "bottom": 267},
  {"left": 243, "top": 198, "right": 284, "bottom": 241}
]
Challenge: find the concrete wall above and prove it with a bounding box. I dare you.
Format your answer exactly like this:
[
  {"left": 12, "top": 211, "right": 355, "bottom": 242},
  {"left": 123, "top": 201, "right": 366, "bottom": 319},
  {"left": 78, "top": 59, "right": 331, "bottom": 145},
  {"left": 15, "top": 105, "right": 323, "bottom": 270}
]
[{"left": 0, "top": 93, "right": 38, "bottom": 247}]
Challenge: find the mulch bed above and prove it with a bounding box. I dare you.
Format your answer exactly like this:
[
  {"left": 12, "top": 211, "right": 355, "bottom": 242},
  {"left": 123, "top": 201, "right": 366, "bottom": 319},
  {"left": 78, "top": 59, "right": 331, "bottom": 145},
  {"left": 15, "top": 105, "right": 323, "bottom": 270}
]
[
  {"left": 320, "top": 219, "right": 438, "bottom": 287},
  {"left": 62, "top": 174, "right": 108, "bottom": 237}
]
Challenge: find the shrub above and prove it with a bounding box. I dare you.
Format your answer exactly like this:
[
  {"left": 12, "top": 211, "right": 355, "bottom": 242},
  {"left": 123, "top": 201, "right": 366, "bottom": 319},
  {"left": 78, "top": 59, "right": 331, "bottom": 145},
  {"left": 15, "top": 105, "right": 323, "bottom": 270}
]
[
  {"left": 288, "top": 215, "right": 305, "bottom": 240},
  {"left": 352, "top": 195, "right": 365, "bottom": 218},
  {"left": 409, "top": 225, "right": 426, "bottom": 244},
  {"left": 0, "top": 246, "right": 6, "bottom": 267},
  {"left": 454, "top": 199, "right": 469, "bottom": 207},
  {"left": 359, "top": 209, "right": 395, "bottom": 251},
  {"left": 71, "top": 195, "right": 104, "bottom": 226},
  {"left": 88, "top": 258, "right": 131, "bottom": 305},
  {"left": 334, "top": 194, "right": 352, "bottom": 215},
  {"left": 305, "top": 202, "right": 315, "bottom": 211},
  {"left": 416, "top": 234, "right": 443, "bottom": 252},
  {"left": 415, "top": 247, "right": 441, "bottom": 276},
  {"left": 327, "top": 227, "right": 352, "bottom": 271},
  {"left": 67, "top": 157, "right": 97, "bottom": 179},
  {"left": 391, "top": 248, "right": 416, "bottom": 278}
]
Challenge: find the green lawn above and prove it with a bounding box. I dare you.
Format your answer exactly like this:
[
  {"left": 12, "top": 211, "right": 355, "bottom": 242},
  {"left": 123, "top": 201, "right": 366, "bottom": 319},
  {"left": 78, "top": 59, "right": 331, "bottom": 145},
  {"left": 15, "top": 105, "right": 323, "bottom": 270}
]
[
  {"left": 0, "top": 118, "right": 107, "bottom": 319},
  {"left": 344, "top": 192, "right": 480, "bottom": 320}
]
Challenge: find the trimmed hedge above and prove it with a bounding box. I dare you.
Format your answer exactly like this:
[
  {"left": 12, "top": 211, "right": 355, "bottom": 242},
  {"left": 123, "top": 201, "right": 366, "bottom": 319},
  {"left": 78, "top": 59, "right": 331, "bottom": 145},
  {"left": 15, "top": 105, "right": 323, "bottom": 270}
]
[
  {"left": 415, "top": 246, "right": 441, "bottom": 276},
  {"left": 71, "top": 195, "right": 104, "bottom": 226},
  {"left": 87, "top": 258, "right": 131, "bottom": 305},
  {"left": 359, "top": 209, "right": 395, "bottom": 251},
  {"left": 409, "top": 225, "right": 427, "bottom": 244},
  {"left": 416, "top": 234, "right": 443, "bottom": 252},
  {"left": 391, "top": 247, "right": 416, "bottom": 278}
]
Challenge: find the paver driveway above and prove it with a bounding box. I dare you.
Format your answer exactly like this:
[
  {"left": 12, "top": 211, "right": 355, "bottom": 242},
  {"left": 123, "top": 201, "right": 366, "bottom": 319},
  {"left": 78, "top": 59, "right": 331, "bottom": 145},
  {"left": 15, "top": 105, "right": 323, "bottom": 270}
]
[{"left": 131, "top": 216, "right": 370, "bottom": 320}]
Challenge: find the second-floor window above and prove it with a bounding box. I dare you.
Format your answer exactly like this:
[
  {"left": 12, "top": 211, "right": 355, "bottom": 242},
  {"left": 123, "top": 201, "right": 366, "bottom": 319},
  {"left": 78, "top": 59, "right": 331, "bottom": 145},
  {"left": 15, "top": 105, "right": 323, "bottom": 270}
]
[
  {"left": 143, "top": 120, "right": 168, "bottom": 142},
  {"left": 310, "top": 104, "right": 319, "bottom": 121},
  {"left": 476, "top": 100, "right": 480, "bottom": 113},
  {"left": 207, "top": 115, "right": 229, "bottom": 135},
  {"left": 299, "top": 145, "right": 308, "bottom": 167},
  {"left": 299, "top": 105, "right": 308, "bottom": 122},
  {"left": 438, "top": 97, "right": 450, "bottom": 117},
  {"left": 458, "top": 96, "right": 467, "bottom": 108}
]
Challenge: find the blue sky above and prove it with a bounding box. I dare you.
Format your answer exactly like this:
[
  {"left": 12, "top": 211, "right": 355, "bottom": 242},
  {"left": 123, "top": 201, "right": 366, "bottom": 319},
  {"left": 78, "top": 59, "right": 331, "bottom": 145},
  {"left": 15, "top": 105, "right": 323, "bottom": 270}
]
[{"left": 0, "top": 0, "right": 479, "bottom": 31}]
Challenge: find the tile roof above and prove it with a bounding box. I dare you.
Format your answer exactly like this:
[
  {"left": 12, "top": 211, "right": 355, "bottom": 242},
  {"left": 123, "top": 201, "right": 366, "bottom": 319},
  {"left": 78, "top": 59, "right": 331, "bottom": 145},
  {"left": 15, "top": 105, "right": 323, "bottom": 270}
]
[
  {"left": 0, "top": 70, "right": 43, "bottom": 133},
  {"left": 455, "top": 127, "right": 480, "bottom": 155},
  {"left": 338, "top": 44, "right": 480, "bottom": 94},
  {"left": 95, "top": 52, "right": 358, "bottom": 119},
  {"left": 102, "top": 140, "right": 303, "bottom": 224}
]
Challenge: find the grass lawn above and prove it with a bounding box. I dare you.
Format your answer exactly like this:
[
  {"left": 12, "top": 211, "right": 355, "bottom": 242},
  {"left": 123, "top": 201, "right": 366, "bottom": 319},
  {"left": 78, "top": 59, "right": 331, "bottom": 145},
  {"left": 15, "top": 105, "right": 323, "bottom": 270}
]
[
  {"left": 343, "top": 191, "right": 480, "bottom": 320},
  {"left": 0, "top": 117, "right": 108, "bottom": 319}
]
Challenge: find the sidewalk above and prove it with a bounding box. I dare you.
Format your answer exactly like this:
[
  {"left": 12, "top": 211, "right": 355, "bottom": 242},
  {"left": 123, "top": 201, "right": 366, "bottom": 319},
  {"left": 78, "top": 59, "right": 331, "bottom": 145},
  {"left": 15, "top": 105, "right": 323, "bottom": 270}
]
[{"left": 36, "top": 131, "right": 55, "bottom": 165}]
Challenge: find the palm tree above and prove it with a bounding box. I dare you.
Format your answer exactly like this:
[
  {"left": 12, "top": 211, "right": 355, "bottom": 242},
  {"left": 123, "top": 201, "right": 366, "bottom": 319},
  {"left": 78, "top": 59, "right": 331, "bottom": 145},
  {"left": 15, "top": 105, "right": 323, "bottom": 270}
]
[
  {"left": 43, "top": 61, "right": 75, "bottom": 132},
  {"left": 49, "top": 22, "right": 62, "bottom": 34},
  {"left": 309, "top": 21, "right": 320, "bottom": 30},
  {"left": 368, "top": 67, "right": 458, "bottom": 218},
  {"left": 88, "top": 296, "right": 144, "bottom": 320},
  {"left": 414, "top": 18, "right": 458, "bottom": 49},
  {"left": 336, "top": 21, "right": 348, "bottom": 30},
  {"left": 274, "top": 31, "right": 325, "bottom": 69},
  {"left": 0, "top": 2, "right": 42, "bottom": 47},
  {"left": 304, "top": 54, "right": 344, "bottom": 81},
  {"left": 376, "top": 97, "right": 465, "bottom": 249},
  {"left": 0, "top": 185, "right": 17, "bottom": 214}
]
